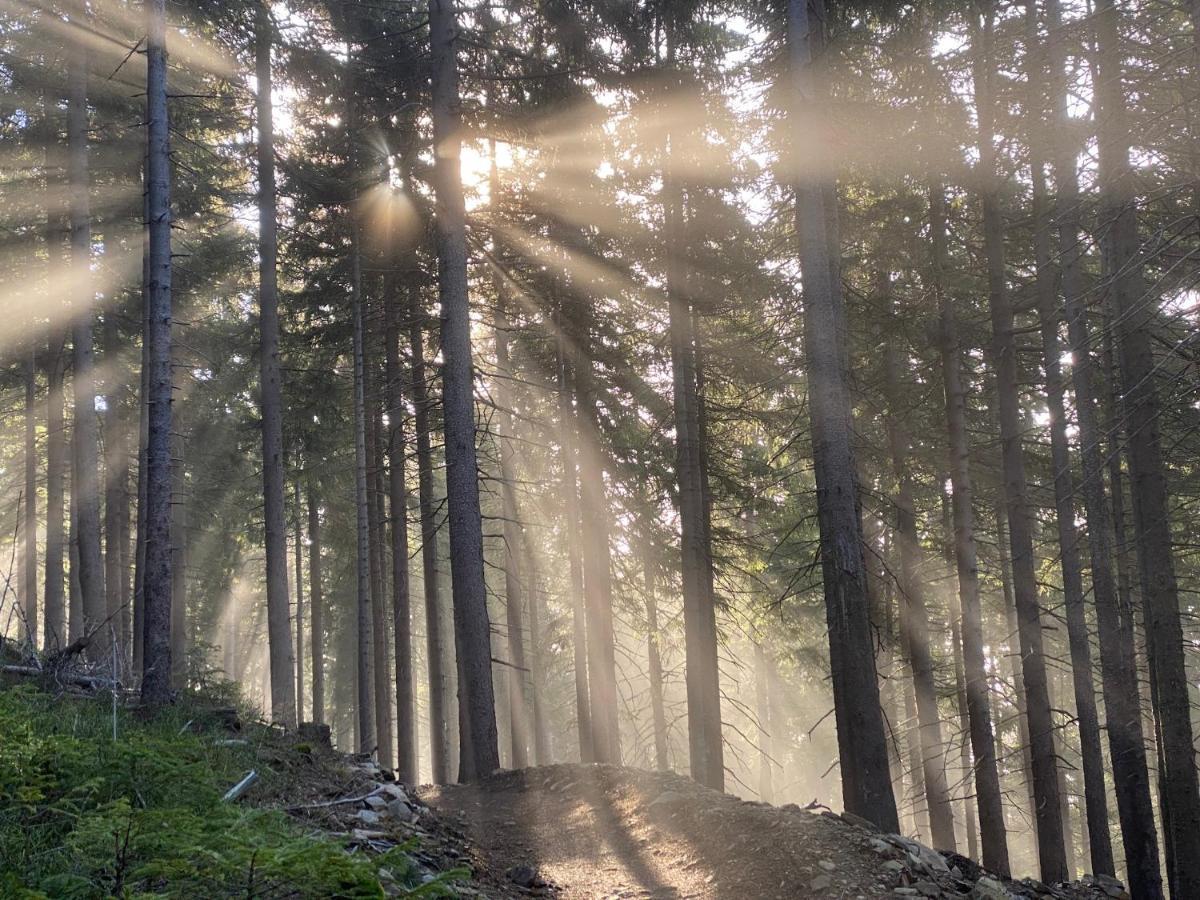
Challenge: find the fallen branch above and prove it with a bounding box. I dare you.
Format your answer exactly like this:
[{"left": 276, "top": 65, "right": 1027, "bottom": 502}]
[
  {"left": 222, "top": 770, "right": 259, "bottom": 803},
  {"left": 1, "top": 665, "right": 107, "bottom": 688},
  {"left": 285, "top": 786, "right": 384, "bottom": 812}
]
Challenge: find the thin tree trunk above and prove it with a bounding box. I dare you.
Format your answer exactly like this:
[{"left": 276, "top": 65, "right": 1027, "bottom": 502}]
[
  {"left": 786, "top": 0, "right": 897, "bottom": 831},
  {"left": 429, "top": 0, "right": 499, "bottom": 782},
  {"left": 103, "top": 312, "right": 128, "bottom": 666},
  {"left": 23, "top": 346, "right": 38, "bottom": 647},
  {"left": 1022, "top": 1, "right": 1112, "bottom": 874},
  {"left": 45, "top": 327, "right": 66, "bottom": 652},
  {"left": 971, "top": 4, "right": 1065, "bottom": 880},
  {"left": 1093, "top": 1, "right": 1200, "bottom": 892},
  {"left": 256, "top": 2, "right": 298, "bottom": 727},
  {"left": 522, "top": 532, "right": 551, "bottom": 766},
  {"left": 307, "top": 488, "right": 325, "bottom": 725},
  {"left": 140, "top": 0, "right": 174, "bottom": 706},
  {"left": 639, "top": 490, "right": 669, "bottom": 773},
  {"left": 410, "top": 283, "right": 449, "bottom": 782},
  {"left": 755, "top": 642, "right": 773, "bottom": 803},
  {"left": 294, "top": 481, "right": 305, "bottom": 721},
  {"left": 367, "top": 343, "right": 395, "bottom": 769},
  {"left": 493, "top": 287, "right": 531, "bottom": 770},
  {"left": 68, "top": 39, "right": 105, "bottom": 656},
  {"left": 879, "top": 270, "right": 956, "bottom": 851},
  {"left": 555, "top": 322, "right": 592, "bottom": 764},
  {"left": 386, "top": 281, "right": 416, "bottom": 783},
  {"left": 662, "top": 66, "right": 722, "bottom": 792},
  {"left": 133, "top": 171, "right": 150, "bottom": 675}
]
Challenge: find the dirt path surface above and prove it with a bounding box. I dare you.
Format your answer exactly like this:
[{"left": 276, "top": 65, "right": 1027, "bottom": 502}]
[
  {"left": 418, "top": 764, "right": 1129, "bottom": 900},
  {"left": 420, "top": 764, "right": 927, "bottom": 899}
]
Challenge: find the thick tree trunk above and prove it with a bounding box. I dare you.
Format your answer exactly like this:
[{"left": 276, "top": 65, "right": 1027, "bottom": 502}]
[
  {"left": 307, "top": 488, "right": 325, "bottom": 725},
  {"left": 555, "top": 324, "right": 592, "bottom": 764},
  {"left": 429, "top": 0, "right": 499, "bottom": 781},
  {"left": 786, "top": 0, "right": 897, "bottom": 831},
  {"left": 140, "top": 0, "right": 174, "bottom": 707},
  {"left": 256, "top": 3, "right": 298, "bottom": 727},
  {"left": 879, "top": 271, "right": 956, "bottom": 852},
  {"left": 1022, "top": 2, "right": 1112, "bottom": 874},
  {"left": 68, "top": 42, "right": 106, "bottom": 656},
  {"left": 410, "top": 285, "right": 450, "bottom": 782},
  {"left": 133, "top": 178, "right": 149, "bottom": 674},
  {"left": 1093, "top": 1, "right": 1200, "bottom": 893},
  {"left": 971, "top": 5, "right": 1065, "bottom": 881},
  {"left": 386, "top": 282, "right": 416, "bottom": 783},
  {"left": 169, "top": 417, "right": 187, "bottom": 690},
  {"left": 933, "top": 179, "right": 1008, "bottom": 874}
]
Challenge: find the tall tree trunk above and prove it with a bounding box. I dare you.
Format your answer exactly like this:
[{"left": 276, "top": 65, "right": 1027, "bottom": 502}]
[
  {"left": 1022, "top": 1, "right": 1113, "bottom": 874},
  {"left": 555, "top": 322, "right": 592, "bottom": 764},
  {"left": 642, "top": 525, "right": 669, "bottom": 774},
  {"left": 45, "top": 328, "right": 66, "bottom": 652},
  {"left": 786, "top": 0, "right": 897, "bottom": 831},
  {"left": 429, "top": 0, "right": 499, "bottom": 782},
  {"left": 367, "top": 344, "right": 395, "bottom": 769},
  {"left": 140, "top": 0, "right": 174, "bottom": 706},
  {"left": 572, "top": 308, "right": 621, "bottom": 768},
  {"left": 755, "top": 642, "right": 773, "bottom": 802},
  {"left": 133, "top": 174, "right": 150, "bottom": 675},
  {"left": 256, "top": 2, "right": 298, "bottom": 727},
  {"left": 662, "top": 65, "right": 723, "bottom": 792},
  {"left": 307, "top": 488, "right": 325, "bottom": 725},
  {"left": 971, "top": 4, "right": 1065, "bottom": 880},
  {"left": 410, "top": 285, "right": 449, "bottom": 782},
  {"left": 522, "top": 532, "right": 551, "bottom": 766},
  {"left": 351, "top": 212, "right": 376, "bottom": 756},
  {"left": 386, "top": 282, "right": 416, "bottom": 783},
  {"left": 294, "top": 481, "right": 305, "bottom": 721},
  {"left": 879, "top": 270, "right": 956, "bottom": 851},
  {"left": 493, "top": 287, "right": 531, "bottom": 770},
  {"left": 169, "top": 415, "right": 187, "bottom": 689},
  {"left": 1094, "top": 1, "right": 1200, "bottom": 892},
  {"left": 103, "top": 312, "right": 127, "bottom": 665},
  {"left": 24, "top": 346, "right": 38, "bottom": 647},
  {"left": 996, "top": 501, "right": 1039, "bottom": 861},
  {"left": 68, "top": 39, "right": 105, "bottom": 656}
]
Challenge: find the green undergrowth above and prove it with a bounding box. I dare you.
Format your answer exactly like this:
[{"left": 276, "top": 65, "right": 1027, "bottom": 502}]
[{"left": 0, "top": 682, "right": 461, "bottom": 898}]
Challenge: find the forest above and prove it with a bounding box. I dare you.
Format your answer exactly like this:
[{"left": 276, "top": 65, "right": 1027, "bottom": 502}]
[{"left": 1, "top": 0, "right": 1199, "bottom": 896}]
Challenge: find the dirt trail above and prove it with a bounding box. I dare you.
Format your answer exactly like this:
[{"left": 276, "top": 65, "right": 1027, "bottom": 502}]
[
  {"left": 418, "top": 764, "right": 1129, "bottom": 900},
  {"left": 421, "top": 764, "right": 932, "bottom": 899}
]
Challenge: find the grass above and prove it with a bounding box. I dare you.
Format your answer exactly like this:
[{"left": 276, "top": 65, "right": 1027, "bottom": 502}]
[{"left": 0, "top": 680, "right": 461, "bottom": 898}]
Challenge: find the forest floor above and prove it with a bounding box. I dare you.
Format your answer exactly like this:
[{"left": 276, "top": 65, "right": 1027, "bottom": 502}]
[{"left": 418, "top": 764, "right": 1129, "bottom": 900}]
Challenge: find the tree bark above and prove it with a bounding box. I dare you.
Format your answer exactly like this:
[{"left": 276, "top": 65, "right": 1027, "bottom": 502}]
[
  {"left": 555, "top": 321, "right": 592, "bottom": 764},
  {"left": 1093, "top": 1, "right": 1200, "bottom": 892},
  {"left": 386, "top": 281, "right": 416, "bottom": 783},
  {"left": 68, "top": 38, "right": 106, "bottom": 657},
  {"left": 256, "top": 2, "right": 298, "bottom": 727},
  {"left": 103, "top": 311, "right": 130, "bottom": 664},
  {"left": 932, "top": 183, "right": 1008, "bottom": 874},
  {"left": 294, "top": 481, "right": 305, "bottom": 721},
  {"left": 971, "top": 3, "right": 1065, "bottom": 880},
  {"left": 140, "top": 0, "right": 174, "bottom": 707},
  {"left": 786, "top": 0, "right": 897, "bottom": 831},
  {"left": 367, "top": 338, "right": 395, "bottom": 769},
  {"left": 879, "top": 270, "right": 956, "bottom": 852},
  {"left": 24, "top": 339, "right": 38, "bottom": 647},
  {"left": 1022, "top": 1, "right": 1113, "bottom": 875},
  {"left": 307, "top": 488, "right": 325, "bottom": 725},
  {"left": 662, "top": 63, "right": 723, "bottom": 792},
  {"left": 45, "top": 327, "right": 66, "bottom": 652},
  {"left": 428, "top": 0, "right": 499, "bottom": 781},
  {"left": 410, "top": 282, "right": 450, "bottom": 782}
]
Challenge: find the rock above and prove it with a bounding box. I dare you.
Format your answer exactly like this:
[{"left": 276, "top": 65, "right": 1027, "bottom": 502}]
[
  {"left": 364, "top": 794, "right": 389, "bottom": 810},
  {"left": 809, "top": 874, "right": 833, "bottom": 891},
  {"left": 888, "top": 835, "right": 950, "bottom": 874},
  {"left": 912, "top": 882, "right": 940, "bottom": 898},
  {"left": 970, "top": 877, "right": 1012, "bottom": 900},
  {"left": 893, "top": 890, "right": 918, "bottom": 897},
  {"left": 506, "top": 865, "right": 540, "bottom": 889},
  {"left": 882, "top": 861, "right": 908, "bottom": 876},
  {"left": 378, "top": 783, "right": 408, "bottom": 801},
  {"left": 841, "top": 810, "right": 881, "bottom": 832},
  {"left": 387, "top": 798, "right": 417, "bottom": 823},
  {"left": 818, "top": 859, "right": 837, "bottom": 872},
  {"left": 356, "top": 808, "right": 382, "bottom": 826}
]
